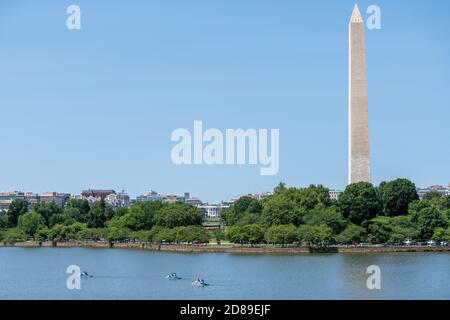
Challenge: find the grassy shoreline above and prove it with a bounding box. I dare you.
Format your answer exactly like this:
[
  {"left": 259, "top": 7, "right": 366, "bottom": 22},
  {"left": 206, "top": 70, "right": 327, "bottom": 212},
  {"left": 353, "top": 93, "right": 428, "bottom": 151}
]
[{"left": 3, "top": 240, "right": 450, "bottom": 254}]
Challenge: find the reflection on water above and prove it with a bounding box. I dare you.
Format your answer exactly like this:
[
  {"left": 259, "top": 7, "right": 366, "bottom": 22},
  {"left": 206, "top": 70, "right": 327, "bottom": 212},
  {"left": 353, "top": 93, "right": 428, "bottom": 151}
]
[{"left": 0, "top": 247, "right": 448, "bottom": 300}]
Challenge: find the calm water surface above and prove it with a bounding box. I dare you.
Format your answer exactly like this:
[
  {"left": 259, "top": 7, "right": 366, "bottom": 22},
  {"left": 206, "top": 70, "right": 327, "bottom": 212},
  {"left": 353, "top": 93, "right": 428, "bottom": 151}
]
[{"left": 0, "top": 247, "right": 449, "bottom": 299}]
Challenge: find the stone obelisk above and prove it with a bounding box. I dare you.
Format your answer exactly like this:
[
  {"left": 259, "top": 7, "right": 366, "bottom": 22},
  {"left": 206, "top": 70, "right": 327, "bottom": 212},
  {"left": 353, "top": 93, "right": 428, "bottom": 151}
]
[{"left": 348, "top": 4, "right": 371, "bottom": 184}]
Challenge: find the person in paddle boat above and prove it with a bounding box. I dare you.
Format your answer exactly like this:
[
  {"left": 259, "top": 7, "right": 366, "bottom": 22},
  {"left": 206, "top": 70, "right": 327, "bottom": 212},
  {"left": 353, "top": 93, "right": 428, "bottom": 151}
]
[
  {"left": 167, "top": 272, "right": 180, "bottom": 279},
  {"left": 193, "top": 278, "right": 208, "bottom": 286}
]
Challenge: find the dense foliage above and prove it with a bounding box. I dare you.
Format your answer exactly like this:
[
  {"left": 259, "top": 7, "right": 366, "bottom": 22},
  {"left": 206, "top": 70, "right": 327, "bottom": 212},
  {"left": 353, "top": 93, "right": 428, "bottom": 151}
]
[
  {"left": 220, "top": 179, "right": 450, "bottom": 246},
  {"left": 1, "top": 179, "right": 449, "bottom": 247},
  {"left": 0, "top": 199, "right": 205, "bottom": 244}
]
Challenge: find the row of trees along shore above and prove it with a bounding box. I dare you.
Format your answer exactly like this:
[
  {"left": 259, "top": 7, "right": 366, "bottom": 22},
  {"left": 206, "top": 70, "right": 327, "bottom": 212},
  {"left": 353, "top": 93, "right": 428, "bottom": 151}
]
[{"left": 1, "top": 179, "right": 450, "bottom": 247}]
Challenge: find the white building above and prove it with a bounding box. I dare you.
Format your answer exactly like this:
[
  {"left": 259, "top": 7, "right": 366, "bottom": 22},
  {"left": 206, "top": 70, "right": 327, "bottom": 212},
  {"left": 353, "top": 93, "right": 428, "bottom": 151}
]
[
  {"left": 198, "top": 203, "right": 230, "bottom": 219},
  {"left": 329, "top": 190, "right": 342, "bottom": 201},
  {"left": 417, "top": 185, "right": 450, "bottom": 199},
  {"left": 136, "top": 190, "right": 162, "bottom": 202},
  {"left": 249, "top": 192, "right": 273, "bottom": 201},
  {"left": 40, "top": 192, "right": 70, "bottom": 208},
  {"left": 227, "top": 192, "right": 273, "bottom": 205},
  {"left": 185, "top": 197, "right": 203, "bottom": 207},
  {"left": 0, "top": 191, "right": 25, "bottom": 211},
  {"left": 163, "top": 194, "right": 185, "bottom": 204},
  {"left": 105, "top": 191, "right": 130, "bottom": 208}
]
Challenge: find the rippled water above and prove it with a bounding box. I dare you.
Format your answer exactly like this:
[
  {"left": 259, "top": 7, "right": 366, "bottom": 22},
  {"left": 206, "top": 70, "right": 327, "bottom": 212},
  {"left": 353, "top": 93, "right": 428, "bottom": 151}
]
[{"left": 0, "top": 247, "right": 448, "bottom": 299}]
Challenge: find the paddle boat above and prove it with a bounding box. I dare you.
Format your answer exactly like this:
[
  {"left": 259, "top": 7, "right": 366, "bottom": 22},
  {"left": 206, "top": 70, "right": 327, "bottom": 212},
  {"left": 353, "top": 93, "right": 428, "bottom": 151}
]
[
  {"left": 166, "top": 273, "right": 182, "bottom": 280},
  {"left": 81, "top": 271, "right": 94, "bottom": 278},
  {"left": 192, "top": 279, "right": 209, "bottom": 287}
]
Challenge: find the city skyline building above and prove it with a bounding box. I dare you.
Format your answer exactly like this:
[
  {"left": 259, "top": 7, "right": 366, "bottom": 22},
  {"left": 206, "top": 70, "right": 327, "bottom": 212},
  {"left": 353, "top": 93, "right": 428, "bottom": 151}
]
[
  {"left": 81, "top": 189, "right": 116, "bottom": 200},
  {"left": 1, "top": 181, "right": 450, "bottom": 214},
  {"left": 417, "top": 185, "right": 450, "bottom": 199}
]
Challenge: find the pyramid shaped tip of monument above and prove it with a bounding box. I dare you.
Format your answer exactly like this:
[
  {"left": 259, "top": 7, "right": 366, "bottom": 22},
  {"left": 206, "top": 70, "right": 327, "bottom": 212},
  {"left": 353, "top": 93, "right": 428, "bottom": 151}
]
[{"left": 350, "top": 3, "right": 364, "bottom": 23}]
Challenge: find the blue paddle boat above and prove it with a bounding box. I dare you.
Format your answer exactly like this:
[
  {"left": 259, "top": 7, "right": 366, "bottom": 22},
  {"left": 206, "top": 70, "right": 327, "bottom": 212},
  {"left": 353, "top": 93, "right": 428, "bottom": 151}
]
[
  {"left": 192, "top": 279, "right": 209, "bottom": 287},
  {"left": 81, "top": 271, "right": 94, "bottom": 278},
  {"left": 166, "top": 273, "right": 182, "bottom": 280}
]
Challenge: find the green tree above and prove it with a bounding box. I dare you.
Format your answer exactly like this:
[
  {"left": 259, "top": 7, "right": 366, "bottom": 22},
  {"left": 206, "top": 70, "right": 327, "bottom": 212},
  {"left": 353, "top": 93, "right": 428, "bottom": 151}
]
[
  {"left": 222, "top": 196, "right": 260, "bottom": 226},
  {"left": 261, "top": 185, "right": 331, "bottom": 227},
  {"left": 146, "top": 226, "right": 164, "bottom": 242},
  {"left": 378, "top": 179, "right": 418, "bottom": 216},
  {"left": 64, "top": 207, "right": 83, "bottom": 222},
  {"left": 265, "top": 225, "right": 298, "bottom": 246},
  {"left": 336, "top": 224, "right": 365, "bottom": 244},
  {"left": 299, "top": 224, "right": 334, "bottom": 247},
  {"left": 18, "top": 212, "right": 45, "bottom": 238},
  {"left": 422, "top": 191, "right": 442, "bottom": 201},
  {"left": 297, "top": 185, "right": 332, "bottom": 210},
  {"left": 339, "top": 182, "right": 381, "bottom": 225},
  {"left": 33, "top": 201, "right": 62, "bottom": 226},
  {"left": 211, "top": 229, "right": 225, "bottom": 245},
  {"left": 171, "top": 225, "right": 209, "bottom": 244},
  {"left": 86, "top": 199, "right": 114, "bottom": 228},
  {"left": 225, "top": 226, "right": 246, "bottom": 245},
  {"left": 124, "top": 201, "right": 164, "bottom": 230},
  {"left": 387, "top": 215, "right": 419, "bottom": 242},
  {"left": 431, "top": 228, "right": 449, "bottom": 242},
  {"left": 89, "top": 228, "right": 108, "bottom": 241},
  {"left": 65, "top": 199, "right": 90, "bottom": 220},
  {"left": 153, "top": 228, "right": 176, "bottom": 243},
  {"left": 114, "top": 207, "right": 128, "bottom": 218},
  {"left": 154, "top": 202, "right": 202, "bottom": 228},
  {"left": 180, "top": 226, "right": 210, "bottom": 243},
  {"left": 367, "top": 216, "right": 393, "bottom": 244},
  {"left": 445, "top": 196, "right": 450, "bottom": 209},
  {"left": 273, "top": 182, "right": 287, "bottom": 194},
  {"left": 77, "top": 227, "right": 95, "bottom": 240},
  {"left": 107, "top": 226, "right": 131, "bottom": 242},
  {"left": 7, "top": 199, "right": 29, "bottom": 227},
  {"left": 242, "top": 224, "right": 264, "bottom": 246},
  {"left": 48, "top": 224, "right": 65, "bottom": 241},
  {"left": 130, "top": 230, "right": 152, "bottom": 242},
  {"left": 0, "top": 228, "right": 26, "bottom": 243},
  {"left": 410, "top": 204, "right": 448, "bottom": 240},
  {"left": 0, "top": 213, "right": 9, "bottom": 228},
  {"left": 35, "top": 227, "right": 50, "bottom": 241},
  {"left": 313, "top": 225, "right": 335, "bottom": 246},
  {"left": 64, "top": 222, "right": 88, "bottom": 239},
  {"left": 234, "top": 212, "right": 260, "bottom": 227},
  {"left": 48, "top": 207, "right": 80, "bottom": 227},
  {"left": 261, "top": 195, "right": 304, "bottom": 226},
  {"left": 303, "top": 205, "right": 346, "bottom": 234},
  {"left": 173, "top": 226, "right": 190, "bottom": 243},
  {"left": 247, "top": 201, "right": 263, "bottom": 214}
]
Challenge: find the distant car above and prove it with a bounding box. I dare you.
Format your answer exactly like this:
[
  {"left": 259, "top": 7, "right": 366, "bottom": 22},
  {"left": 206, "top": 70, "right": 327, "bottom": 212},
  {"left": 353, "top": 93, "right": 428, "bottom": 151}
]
[
  {"left": 427, "top": 240, "right": 437, "bottom": 246},
  {"left": 440, "top": 241, "right": 449, "bottom": 247},
  {"left": 404, "top": 239, "right": 416, "bottom": 246},
  {"left": 357, "top": 242, "right": 372, "bottom": 247}
]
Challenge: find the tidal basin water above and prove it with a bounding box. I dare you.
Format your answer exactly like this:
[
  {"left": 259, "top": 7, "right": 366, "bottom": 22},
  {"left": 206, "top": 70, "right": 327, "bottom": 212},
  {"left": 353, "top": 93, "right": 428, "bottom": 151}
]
[{"left": 0, "top": 247, "right": 449, "bottom": 300}]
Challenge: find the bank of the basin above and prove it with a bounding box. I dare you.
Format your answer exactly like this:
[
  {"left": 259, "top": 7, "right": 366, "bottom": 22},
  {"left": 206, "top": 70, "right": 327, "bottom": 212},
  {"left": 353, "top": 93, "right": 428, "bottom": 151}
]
[{"left": 4, "top": 240, "right": 450, "bottom": 254}]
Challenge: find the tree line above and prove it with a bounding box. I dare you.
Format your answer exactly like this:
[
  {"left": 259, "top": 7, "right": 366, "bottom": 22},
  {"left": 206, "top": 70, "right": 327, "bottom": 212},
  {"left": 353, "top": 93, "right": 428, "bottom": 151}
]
[
  {"left": 1, "top": 178, "right": 449, "bottom": 246},
  {"left": 222, "top": 179, "right": 450, "bottom": 246},
  {"left": 0, "top": 199, "right": 206, "bottom": 244}
]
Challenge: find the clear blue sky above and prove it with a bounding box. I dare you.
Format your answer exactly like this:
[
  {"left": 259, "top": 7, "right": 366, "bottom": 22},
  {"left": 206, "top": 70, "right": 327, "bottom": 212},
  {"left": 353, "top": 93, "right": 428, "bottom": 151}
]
[{"left": 0, "top": 0, "right": 449, "bottom": 203}]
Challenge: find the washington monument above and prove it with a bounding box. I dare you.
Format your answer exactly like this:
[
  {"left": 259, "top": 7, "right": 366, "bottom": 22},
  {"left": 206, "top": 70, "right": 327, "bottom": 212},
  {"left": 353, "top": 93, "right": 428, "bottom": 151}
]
[{"left": 348, "top": 4, "right": 371, "bottom": 184}]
